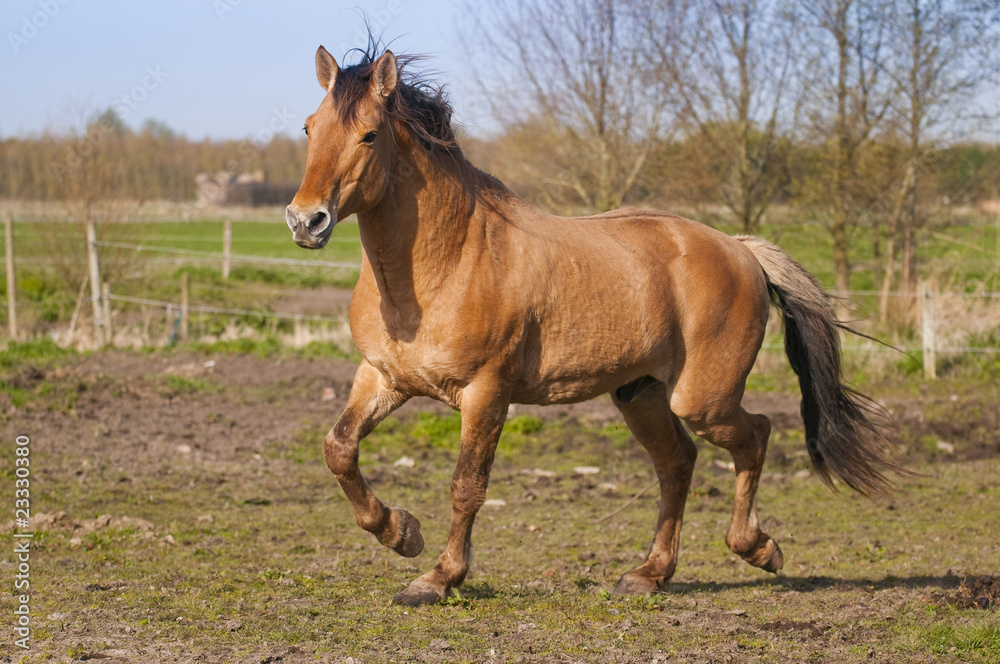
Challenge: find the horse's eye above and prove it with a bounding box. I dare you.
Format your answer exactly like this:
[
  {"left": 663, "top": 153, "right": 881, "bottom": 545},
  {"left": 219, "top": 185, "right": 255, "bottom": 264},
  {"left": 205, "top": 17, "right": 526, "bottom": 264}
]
[
  {"left": 361, "top": 131, "right": 378, "bottom": 144},
  {"left": 302, "top": 126, "right": 309, "bottom": 137}
]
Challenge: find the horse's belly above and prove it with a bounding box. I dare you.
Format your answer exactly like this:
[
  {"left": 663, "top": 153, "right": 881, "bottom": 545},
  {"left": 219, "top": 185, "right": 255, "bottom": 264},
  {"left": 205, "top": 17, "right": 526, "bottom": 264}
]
[
  {"left": 510, "top": 374, "right": 623, "bottom": 405},
  {"left": 511, "top": 333, "right": 667, "bottom": 406}
]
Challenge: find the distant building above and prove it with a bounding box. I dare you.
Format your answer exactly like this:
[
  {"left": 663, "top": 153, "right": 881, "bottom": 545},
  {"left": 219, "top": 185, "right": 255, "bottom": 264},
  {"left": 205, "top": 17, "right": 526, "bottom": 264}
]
[
  {"left": 977, "top": 199, "right": 1000, "bottom": 216},
  {"left": 195, "top": 170, "right": 299, "bottom": 207}
]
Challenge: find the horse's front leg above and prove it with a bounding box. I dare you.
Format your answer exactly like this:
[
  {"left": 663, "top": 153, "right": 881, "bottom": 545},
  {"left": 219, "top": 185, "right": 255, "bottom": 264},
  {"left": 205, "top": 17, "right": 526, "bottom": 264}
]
[
  {"left": 393, "top": 378, "right": 509, "bottom": 606},
  {"left": 325, "top": 360, "right": 421, "bottom": 557}
]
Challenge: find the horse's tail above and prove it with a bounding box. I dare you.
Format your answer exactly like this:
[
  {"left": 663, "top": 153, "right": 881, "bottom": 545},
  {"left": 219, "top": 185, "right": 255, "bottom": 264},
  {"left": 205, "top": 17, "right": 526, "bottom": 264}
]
[{"left": 736, "top": 236, "right": 899, "bottom": 499}]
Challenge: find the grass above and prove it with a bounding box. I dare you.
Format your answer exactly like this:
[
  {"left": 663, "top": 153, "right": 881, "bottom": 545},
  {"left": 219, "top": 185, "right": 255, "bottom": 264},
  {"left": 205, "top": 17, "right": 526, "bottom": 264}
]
[
  {"left": 11, "top": 435, "right": 999, "bottom": 662},
  {"left": 1, "top": 216, "right": 363, "bottom": 344},
  {"left": 4, "top": 359, "right": 998, "bottom": 661}
]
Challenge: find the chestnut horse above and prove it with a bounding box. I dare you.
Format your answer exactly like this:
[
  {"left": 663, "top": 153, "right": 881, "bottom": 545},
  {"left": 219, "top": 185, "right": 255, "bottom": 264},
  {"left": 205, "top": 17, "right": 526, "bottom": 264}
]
[{"left": 285, "top": 45, "right": 897, "bottom": 606}]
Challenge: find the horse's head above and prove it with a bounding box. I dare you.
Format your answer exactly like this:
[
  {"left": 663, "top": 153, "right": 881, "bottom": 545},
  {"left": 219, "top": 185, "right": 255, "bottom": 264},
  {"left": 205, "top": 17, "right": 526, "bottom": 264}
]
[{"left": 286, "top": 46, "right": 400, "bottom": 249}]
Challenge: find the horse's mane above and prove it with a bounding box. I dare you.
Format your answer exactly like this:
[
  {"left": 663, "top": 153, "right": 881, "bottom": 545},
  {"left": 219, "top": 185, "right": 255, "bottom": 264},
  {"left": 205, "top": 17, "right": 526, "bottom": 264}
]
[{"left": 333, "top": 38, "right": 459, "bottom": 153}]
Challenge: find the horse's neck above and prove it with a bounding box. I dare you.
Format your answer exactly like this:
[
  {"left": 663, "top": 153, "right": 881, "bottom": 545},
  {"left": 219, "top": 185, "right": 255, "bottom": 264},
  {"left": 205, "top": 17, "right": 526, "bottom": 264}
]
[{"left": 357, "top": 149, "right": 475, "bottom": 312}]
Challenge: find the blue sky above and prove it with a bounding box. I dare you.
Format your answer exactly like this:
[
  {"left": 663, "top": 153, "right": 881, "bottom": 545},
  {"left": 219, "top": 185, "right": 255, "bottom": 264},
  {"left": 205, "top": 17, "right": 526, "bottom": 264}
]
[{"left": 0, "top": 0, "right": 477, "bottom": 139}]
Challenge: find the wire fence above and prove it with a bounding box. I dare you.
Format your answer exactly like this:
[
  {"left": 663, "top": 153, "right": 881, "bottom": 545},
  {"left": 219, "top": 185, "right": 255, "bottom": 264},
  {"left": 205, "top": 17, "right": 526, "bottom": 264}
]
[
  {"left": 3, "top": 218, "right": 999, "bottom": 378},
  {"left": 95, "top": 240, "right": 362, "bottom": 270}
]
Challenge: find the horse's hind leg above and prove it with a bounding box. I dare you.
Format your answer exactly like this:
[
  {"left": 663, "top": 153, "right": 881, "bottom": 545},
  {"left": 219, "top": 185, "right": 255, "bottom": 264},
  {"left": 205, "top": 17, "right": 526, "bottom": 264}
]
[
  {"left": 611, "top": 381, "right": 697, "bottom": 594},
  {"left": 679, "top": 402, "right": 784, "bottom": 573}
]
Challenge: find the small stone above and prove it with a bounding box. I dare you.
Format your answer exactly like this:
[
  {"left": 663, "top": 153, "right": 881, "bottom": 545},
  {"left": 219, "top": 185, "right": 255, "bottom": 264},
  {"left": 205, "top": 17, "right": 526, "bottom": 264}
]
[
  {"left": 430, "top": 638, "right": 452, "bottom": 651},
  {"left": 322, "top": 387, "right": 337, "bottom": 401},
  {"left": 936, "top": 440, "right": 955, "bottom": 454},
  {"left": 483, "top": 499, "right": 507, "bottom": 507},
  {"left": 223, "top": 620, "right": 243, "bottom": 632},
  {"left": 393, "top": 456, "right": 415, "bottom": 468},
  {"left": 109, "top": 516, "right": 154, "bottom": 531},
  {"left": 197, "top": 514, "right": 214, "bottom": 524},
  {"left": 573, "top": 466, "right": 600, "bottom": 475},
  {"left": 160, "top": 534, "right": 176, "bottom": 546},
  {"left": 794, "top": 470, "right": 811, "bottom": 479},
  {"left": 176, "top": 444, "right": 192, "bottom": 455}
]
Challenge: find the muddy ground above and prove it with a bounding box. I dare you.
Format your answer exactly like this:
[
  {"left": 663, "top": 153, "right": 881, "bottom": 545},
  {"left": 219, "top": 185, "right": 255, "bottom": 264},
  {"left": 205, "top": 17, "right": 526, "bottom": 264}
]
[{"left": 6, "top": 349, "right": 998, "bottom": 473}]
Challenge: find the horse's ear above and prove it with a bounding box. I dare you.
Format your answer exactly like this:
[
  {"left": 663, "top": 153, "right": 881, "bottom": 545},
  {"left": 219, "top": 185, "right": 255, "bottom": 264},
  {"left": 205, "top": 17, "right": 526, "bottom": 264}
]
[
  {"left": 371, "top": 50, "right": 398, "bottom": 100},
  {"left": 316, "top": 45, "right": 339, "bottom": 92}
]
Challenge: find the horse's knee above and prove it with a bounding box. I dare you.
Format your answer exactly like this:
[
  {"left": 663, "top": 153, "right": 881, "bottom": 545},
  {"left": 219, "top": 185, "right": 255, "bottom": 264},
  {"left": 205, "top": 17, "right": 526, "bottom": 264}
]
[{"left": 323, "top": 422, "right": 358, "bottom": 476}]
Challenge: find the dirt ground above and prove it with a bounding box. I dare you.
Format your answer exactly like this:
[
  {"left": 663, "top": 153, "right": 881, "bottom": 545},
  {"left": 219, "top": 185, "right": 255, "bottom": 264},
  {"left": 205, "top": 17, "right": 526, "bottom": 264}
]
[
  {"left": 6, "top": 349, "right": 997, "bottom": 474},
  {"left": 2, "top": 349, "right": 998, "bottom": 663}
]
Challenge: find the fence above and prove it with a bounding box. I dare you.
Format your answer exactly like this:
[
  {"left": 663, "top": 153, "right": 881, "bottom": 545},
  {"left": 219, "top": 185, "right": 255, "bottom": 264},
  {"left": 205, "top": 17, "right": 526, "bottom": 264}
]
[{"left": 2, "top": 215, "right": 999, "bottom": 378}]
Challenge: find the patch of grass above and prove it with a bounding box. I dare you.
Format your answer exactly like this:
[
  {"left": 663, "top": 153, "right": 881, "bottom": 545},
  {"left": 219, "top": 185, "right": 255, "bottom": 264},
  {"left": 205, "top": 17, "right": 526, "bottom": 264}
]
[
  {"left": 296, "top": 339, "right": 361, "bottom": 362},
  {"left": 0, "top": 337, "right": 73, "bottom": 369},
  {"left": 411, "top": 411, "right": 464, "bottom": 449},
  {"left": 0, "top": 338, "right": 78, "bottom": 408},
  {"left": 598, "top": 421, "right": 633, "bottom": 450},
  {"left": 190, "top": 336, "right": 282, "bottom": 358},
  {"left": 159, "top": 375, "right": 212, "bottom": 397},
  {"left": 914, "top": 619, "right": 1000, "bottom": 660}
]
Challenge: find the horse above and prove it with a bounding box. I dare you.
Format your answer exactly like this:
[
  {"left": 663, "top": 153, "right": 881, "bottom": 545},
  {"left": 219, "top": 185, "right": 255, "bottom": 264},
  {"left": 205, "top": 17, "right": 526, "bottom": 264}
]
[{"left": 284, "top": 43, "right": 899, "bottom": 607}]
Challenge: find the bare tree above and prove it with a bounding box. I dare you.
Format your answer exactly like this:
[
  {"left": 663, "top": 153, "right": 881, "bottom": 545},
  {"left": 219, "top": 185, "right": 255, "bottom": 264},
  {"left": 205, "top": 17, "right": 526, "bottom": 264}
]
[
  {"left": 798, "top": 0, "right": 895, "bottom": 295},
  {"left": 644, "top": 0, "right": 801, "bottom": 234},
  {"left": 460, "top": 0, "right": 674, "bottom": 213},
  {"left": 878, "top": 0, "right": 1000, "bottom": 320}
]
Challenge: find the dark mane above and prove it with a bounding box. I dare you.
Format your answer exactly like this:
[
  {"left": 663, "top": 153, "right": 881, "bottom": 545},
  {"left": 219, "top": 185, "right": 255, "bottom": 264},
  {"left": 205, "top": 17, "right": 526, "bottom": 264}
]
[{"left": 333, "top": 40, "right": 459, "bottom": 153}]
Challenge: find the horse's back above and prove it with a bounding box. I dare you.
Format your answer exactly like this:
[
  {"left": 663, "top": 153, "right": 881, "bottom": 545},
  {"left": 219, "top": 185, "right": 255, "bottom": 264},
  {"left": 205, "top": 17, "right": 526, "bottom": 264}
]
[{"left": 505, "top": 207, "right": 769, "bottom": 405}]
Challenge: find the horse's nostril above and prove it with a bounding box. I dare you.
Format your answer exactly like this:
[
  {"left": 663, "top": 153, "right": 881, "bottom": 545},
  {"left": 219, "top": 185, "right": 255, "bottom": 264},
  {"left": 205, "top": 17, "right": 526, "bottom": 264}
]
[{"left": 307, "top": 211, "right": 329, "bottom": 230}]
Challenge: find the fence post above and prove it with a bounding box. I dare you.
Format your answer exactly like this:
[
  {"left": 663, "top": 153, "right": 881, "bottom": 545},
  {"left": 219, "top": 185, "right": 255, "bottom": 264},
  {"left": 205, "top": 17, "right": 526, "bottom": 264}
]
[
  {"left": 85, "top": 222, "right": 106, "bottom": 347},
  {"left": 102, "top": 282, "right": 113, "bottom": 346},
  {"left": 921, "top": 282, "right": 936, "bottom": 380},
  {"left": 222, "top": 219, "right": 232, "bottom": 280},
  {"left": 180, "top": 271, "right": 190, "bottom": 341},
  {"left": 5, "top": 214, "right": 17, "bottom": 340}
]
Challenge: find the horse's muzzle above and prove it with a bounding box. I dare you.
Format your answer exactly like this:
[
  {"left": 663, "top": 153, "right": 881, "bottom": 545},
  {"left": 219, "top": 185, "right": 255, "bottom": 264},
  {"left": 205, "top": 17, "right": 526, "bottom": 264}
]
[{"left": 286, "top": 205, "right": 334, "bottom": 249}]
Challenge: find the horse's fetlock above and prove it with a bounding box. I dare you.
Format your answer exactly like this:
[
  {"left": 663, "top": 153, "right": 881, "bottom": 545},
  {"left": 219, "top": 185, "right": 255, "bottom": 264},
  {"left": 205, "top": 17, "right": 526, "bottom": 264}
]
[
  {"left": 355, "top": 506, "right": 390, "bottom": 534},
  {"left": 725, "top": 529, "right": 759, "bottom": 556}
]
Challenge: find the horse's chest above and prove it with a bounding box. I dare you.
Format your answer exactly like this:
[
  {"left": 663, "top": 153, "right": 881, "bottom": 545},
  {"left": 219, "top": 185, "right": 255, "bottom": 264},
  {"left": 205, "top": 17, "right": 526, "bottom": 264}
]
[{"left": 356, "top": 330, "right": 467, "bottom": 409}]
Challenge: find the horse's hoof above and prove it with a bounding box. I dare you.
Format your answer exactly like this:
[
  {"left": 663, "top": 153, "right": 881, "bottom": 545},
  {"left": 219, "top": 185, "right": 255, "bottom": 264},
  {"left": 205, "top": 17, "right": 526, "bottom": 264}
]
[
  {"left": 739, "top": 533, "right": 784, "bottom": 573},
  {"left": 393, "top": 578, "right": 447, "bottom": 606},
  {"left": 758, "top": 538, "right": 784, "bottom": 573},
  {"left": 612, "top": 570, "right": 663, "bottom": 596},
  {"left": 378, "top": 508, "right": 424, "bottom": 558}
]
